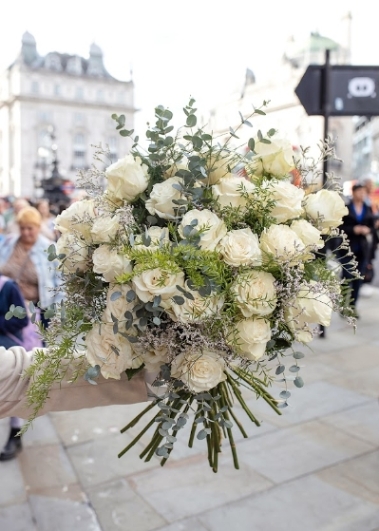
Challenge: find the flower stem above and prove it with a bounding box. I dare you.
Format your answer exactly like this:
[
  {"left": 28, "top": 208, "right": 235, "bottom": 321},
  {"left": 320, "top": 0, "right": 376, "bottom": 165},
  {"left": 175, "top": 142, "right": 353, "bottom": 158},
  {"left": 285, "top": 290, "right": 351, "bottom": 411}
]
[
  {"left": 118, "top": 412, "right": 160, "bottom": 458},
  {"left": 220, "top": 382, "right": 248, "bottom": 438},
  {"left": 226, "top": 373, "right": 261, "bottom": 426},
  {"left": 120, "top": 401, "right": 157, "bottom": 433}
]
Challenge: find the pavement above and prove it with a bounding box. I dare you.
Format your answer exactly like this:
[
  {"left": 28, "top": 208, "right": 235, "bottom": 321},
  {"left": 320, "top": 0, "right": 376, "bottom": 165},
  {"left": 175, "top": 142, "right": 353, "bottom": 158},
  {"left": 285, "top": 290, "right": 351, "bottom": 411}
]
[{"left": 1, "top": 288, "right": 379, "bottom": 531}]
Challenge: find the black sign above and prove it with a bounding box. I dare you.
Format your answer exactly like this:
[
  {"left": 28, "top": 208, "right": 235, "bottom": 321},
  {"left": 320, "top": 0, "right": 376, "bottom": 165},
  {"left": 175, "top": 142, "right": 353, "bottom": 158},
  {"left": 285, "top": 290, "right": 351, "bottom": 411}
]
[{"left": 295, "top": 65, "right": 379, "bottom": 116}]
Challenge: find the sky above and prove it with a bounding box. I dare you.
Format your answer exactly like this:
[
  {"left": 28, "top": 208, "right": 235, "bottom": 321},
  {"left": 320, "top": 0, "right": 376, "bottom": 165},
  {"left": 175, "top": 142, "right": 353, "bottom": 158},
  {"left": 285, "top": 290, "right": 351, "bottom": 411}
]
[{"left": 0, "top": 0, "right": 376, "bottom": 130}]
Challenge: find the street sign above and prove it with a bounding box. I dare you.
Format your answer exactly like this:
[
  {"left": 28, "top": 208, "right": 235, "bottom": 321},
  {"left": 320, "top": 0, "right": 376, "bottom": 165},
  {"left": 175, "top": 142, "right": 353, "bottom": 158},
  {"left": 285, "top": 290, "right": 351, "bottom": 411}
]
[{"left": 295, "top": 65, "right": 379, "bottom": 116}]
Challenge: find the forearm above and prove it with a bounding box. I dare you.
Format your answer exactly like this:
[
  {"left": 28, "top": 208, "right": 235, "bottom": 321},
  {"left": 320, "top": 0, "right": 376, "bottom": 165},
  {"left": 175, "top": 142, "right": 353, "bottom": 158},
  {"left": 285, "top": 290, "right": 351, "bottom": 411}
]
[{"left": 0, "top": 346, "right": 148, "bottom": 419}]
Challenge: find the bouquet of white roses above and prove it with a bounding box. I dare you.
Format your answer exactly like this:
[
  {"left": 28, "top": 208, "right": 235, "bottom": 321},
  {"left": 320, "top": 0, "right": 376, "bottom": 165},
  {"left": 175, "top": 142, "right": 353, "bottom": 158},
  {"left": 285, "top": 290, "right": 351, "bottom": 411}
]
[{"left": 22, "top": 100, "right": 351, "bottom": 472}]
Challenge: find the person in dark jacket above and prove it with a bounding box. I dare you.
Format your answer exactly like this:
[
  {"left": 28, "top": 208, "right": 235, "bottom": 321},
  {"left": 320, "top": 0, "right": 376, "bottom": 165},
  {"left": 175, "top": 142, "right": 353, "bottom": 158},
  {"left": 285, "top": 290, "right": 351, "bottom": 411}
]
[
  {"left": 340, "top": 183, "right": 375, "bottom": 313},
  {"left": 0, "top": 274, "right": 29, "bottom": 460}
]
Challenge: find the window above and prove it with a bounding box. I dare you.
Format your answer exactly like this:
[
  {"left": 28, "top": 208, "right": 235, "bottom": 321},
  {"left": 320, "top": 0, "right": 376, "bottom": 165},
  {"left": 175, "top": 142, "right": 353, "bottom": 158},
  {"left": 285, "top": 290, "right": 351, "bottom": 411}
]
[
  {"left": 73, "top": 133, "right": 86, "bottom": 167},
  {"left": 97, "top": 89, "right": 104, "bottom": 102},
  {"left": 31, "top": 81, "right": 39, "bottom": 94},
  {"left": 76, "top": 86, "right": 84, "bottom": 100},
  {"left": 54, "top": 84, "right": 61, "bottom": 96},
  {"left": 45, "top": 53, "right": 62, "bottom": 71},
  {"left": 38, "top": 110, "right": 52, "bottom": 122},
  {"left": 74, "top": 112, "right": 84, "bottom": 124}
]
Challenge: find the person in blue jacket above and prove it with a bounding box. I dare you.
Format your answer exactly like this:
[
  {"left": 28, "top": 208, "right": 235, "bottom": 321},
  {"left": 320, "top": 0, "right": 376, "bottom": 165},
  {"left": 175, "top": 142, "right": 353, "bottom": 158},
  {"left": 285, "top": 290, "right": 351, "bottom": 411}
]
[{"left": 0, "top": 274, "right": 28, "bottom": 460}]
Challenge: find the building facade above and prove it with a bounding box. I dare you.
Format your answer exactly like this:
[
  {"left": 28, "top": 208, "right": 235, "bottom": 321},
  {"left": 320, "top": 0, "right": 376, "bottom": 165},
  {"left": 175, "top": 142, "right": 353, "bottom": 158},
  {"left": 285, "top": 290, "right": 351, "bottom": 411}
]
[
  {"left": 0, "top": 32, "right": 135, "bottom": 199},
  {"left": 203, "top": 33, "right": 353, "bottom": 187}
]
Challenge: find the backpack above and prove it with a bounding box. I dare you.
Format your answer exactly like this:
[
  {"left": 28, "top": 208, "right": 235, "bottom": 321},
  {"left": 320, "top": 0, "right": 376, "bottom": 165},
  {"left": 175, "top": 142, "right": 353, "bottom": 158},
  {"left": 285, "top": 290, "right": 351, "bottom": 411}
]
[{"left": 0, "top": 276, "right": 43, "bottom": 351}]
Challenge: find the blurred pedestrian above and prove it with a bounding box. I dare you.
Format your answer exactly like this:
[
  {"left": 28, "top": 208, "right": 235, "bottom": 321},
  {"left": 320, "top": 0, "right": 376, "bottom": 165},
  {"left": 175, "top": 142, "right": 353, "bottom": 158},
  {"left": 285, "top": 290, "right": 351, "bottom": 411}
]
[
  {"left": 0, "top": 274, "right": 29, "bottom": 460},
  {"left": 5, "top": 197, "right": 30, "bottom": 235},
  {"left": 36, "top": 199, "right": 57, "bottom": 241},
  {"left": 340, "top": 183, "right": 375, "bottom": 315}
]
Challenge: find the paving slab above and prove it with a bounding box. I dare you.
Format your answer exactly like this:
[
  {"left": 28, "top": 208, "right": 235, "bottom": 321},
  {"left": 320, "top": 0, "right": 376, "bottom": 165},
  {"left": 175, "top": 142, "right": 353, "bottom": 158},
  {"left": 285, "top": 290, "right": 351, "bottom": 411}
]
[
  {"left": 0, "top": 503, "right": 37, "bottom": 531},
  {"left": 131, "top": 453, "right": 273, "bottom": 523},
  {"left": 197, "top": 474, "right": 379, "bottom": 531},
  {"left": 0, "top": 459, "right": 27, "bottom": 507},
  {"left": 87, "top": 477, "right": 167, "bottom": 531},
  {"left": 235, "top": 419, "right": 373, "bottom": 484},
  {"left": 29, "top": 493, "right": 101, "bottom": 531}
]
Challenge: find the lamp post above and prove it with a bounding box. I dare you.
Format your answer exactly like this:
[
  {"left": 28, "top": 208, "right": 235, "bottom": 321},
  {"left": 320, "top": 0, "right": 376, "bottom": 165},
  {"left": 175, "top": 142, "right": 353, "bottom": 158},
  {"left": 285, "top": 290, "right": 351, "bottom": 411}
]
[{"left": 40, "top": 127, "right": 70, "bottom": 206}]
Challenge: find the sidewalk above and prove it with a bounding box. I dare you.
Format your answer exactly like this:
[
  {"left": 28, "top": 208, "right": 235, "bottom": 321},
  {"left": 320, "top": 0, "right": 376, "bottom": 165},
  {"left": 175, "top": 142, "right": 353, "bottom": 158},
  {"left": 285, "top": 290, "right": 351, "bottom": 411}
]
[{"left": 1, "top": 290, "right": 379, "bottom": 531}]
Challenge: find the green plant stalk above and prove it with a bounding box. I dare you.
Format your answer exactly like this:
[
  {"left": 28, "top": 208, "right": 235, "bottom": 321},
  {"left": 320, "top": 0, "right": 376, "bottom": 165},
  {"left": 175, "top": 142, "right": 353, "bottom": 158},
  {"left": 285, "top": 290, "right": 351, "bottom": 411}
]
[
  {"left": 225, "top": 374, "right": 261, "bottom": 426},
  {"left": 160, "top": 398, "right": 193, "bottom": 467},
  {"left": 142, "top": 397, "right": 183, "bottom": 462},
  {"left": 208, "top": 400, "right": 221, "bottom": 473},
  {"left": 188, "top": 402, "right": 202, "bottom": 448},
  {"left": 120, "top": 401, "right": 157, "bottom": 433},
  {"left": 204, "top": 419, "right": 213, "bottom": 469},
  {"left": 231, "top": 368, "right": 282, "bottom": 416},
  {"left": 220, "top": 382, "right": 248, "bottom": 438},
  {"left": 224, "top": 407, "right": 239, "bottom": 470},
  {"left": 118, "top": 411, "right": 160, "bottom": 458}
]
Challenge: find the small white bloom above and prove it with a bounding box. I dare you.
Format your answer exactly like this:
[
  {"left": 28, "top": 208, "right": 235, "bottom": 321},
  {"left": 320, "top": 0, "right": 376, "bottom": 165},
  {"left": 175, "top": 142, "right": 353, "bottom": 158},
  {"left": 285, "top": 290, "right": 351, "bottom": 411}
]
[
  {"left": 132, "top": 268, "right": 185, "bottom": 306},
  {"left": 290, "top": 219, "right": 324, "bottom": 251},
  {"left": 167, "top": 280, "right": 224, "bottom": 323},
  {"left": 304, "top": 189, "right": 348, "bottom": 234},
  {"left": 264, "top": 180, "right": 304, "bottom": 223},
  {"left": 212, "top": 176, "right": 255, "bottom": 209},
  {"left": 232, "top": 270, "right": 277, "bottom": 317},
  {"left": 229, "top": 317, "right": 271, "bottom": 361},
  {"left": 105, "top": 284, "right": 135, "bottom": 321},
  {"left": 205, "top": 152, "right": 233, "bottom": 185},
  {"left": 178, "top": 209, "right": 227, "bottom": 251},
  {"left": 134, "top": 345, "right": 169, "bottom": 373},
  {"left": 105, "top": 155, "right": 149, "bottom": 202},
  {"left": 133, "top": 226, "right": 170, "bottom": 251},
  {"left": 145, "top": 176, "right": 185, "bottom": 219},
  {"left": 285, "top": 281, "right": 333, "bottom": 343},
  {"left": 92, "top": 246, "right": 132, "bottom": 282},
  {"left": 218, "top": 228, "right": 262, "bottom": 267},
  {"left": 171, "top": 350, "right": 227, "bottom": 393},
  {"left": 91, "top": 215, "right": 120, "bottom": 244},
  {"left": 260, "top": 224, "right": 305, "bottom": 264},
  {"left": 56, "top": 232, "right": 89, "bottom": 273},
  {"left": 249, "top": 137, "right": 296, "bottom": 178},
  {"left": 55, "top": 199, "right": 97, "bottom": 242},
  {"left": 85, "top": 317, "right": 142, "bottom": 380}
]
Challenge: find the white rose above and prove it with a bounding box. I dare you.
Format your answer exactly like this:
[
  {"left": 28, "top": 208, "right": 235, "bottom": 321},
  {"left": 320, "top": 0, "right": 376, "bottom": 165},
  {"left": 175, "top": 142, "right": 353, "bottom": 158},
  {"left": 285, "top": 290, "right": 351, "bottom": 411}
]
[
  {"left": 205, "top": 152, "right": 233, "bottom": 185},
  {"left": 105, "top": 284, "right": 135, "bottom": 321},
  {"left": 264, "top": 180, "right": 304, "bottom": 223},
  {"left": 249, "top": 137, "right": 296, "bottom": 178},
  {"left": 229, "top": 318, "right": 271, "bottom": 361},
  {"left": 304, "top": 190, "right": 348, "bottom": 233},
  {"left": 260, "top": 224, "right": 305, "bottom": 264},
  {"left": 91, "top": 215, "right": 120, "bottom": 244},
  {"left": 134, "top": 226, "right": 170, "bottom": 251},
  {"left": 164, "top": 159, "right": 188, "bottom": 179},
  {"left": 232, "top": 270, "right": 277, "bottom": 317},
  {"left": 218, "top": 228, "right": 262, "bottom": 267},
  {"left": 85, "top": 319, "right": 142, "bottom": 380},
  {"left": 145, "top": 176, "right": 185, "bottom": 220},
  {"left": 290, "top": 220, "right": 324, "bottom": 251},
  {"left": 178, "top": 209, "right": 227, "bottom": 251},
  {"left": 105, "top": 155, "right": 149, "bottom": 202},
  {"left": 285, "top": 282, "right": 333, "bottom": 343},
  {"left": 56, "top": 232, "right": 89, "bottom": 273},
  {"left": 171, "top": 350, "right": 227, "bottom": 393},
  {"left": 212, "top": 176, "right": 255, "bottom": 209},
  {"left": 92, "top": 246, "right": 132, "bottom": 282},
  {"left": 167, "top": 281, "right": 224, "bottom": 323},
  {"left": 134, "top": 345, "right": 169, "bottom": 373},
  {"left": 132, "top": 268, "right": 185, "bottom": 306},
  {"left": 55, "top": 199, "right": 97, "bottom": 241}
]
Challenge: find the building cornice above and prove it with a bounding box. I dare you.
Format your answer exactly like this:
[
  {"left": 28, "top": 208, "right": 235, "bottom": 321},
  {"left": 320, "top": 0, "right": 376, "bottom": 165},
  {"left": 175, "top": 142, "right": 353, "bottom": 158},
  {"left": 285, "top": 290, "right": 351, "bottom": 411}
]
[{"left": 0, "top": 94, "right": 137, "bottom": 113}]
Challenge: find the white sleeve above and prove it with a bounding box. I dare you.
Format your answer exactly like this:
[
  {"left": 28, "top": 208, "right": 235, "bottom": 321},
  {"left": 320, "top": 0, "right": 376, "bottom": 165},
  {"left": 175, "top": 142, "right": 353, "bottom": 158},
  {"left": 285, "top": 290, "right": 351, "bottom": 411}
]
[{"left": 0, "top": 346, "right": 148, "bottom": 419}]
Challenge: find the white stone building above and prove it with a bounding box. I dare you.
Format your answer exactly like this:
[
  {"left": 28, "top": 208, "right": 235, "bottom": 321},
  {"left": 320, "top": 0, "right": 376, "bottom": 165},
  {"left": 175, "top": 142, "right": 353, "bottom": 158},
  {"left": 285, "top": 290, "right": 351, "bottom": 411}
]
[
  {"left": 0, "top": 32, "right": 135, "bottom": 199},
  {"left": 203, "top": 33, "right": 353, "bottom": 186}
]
